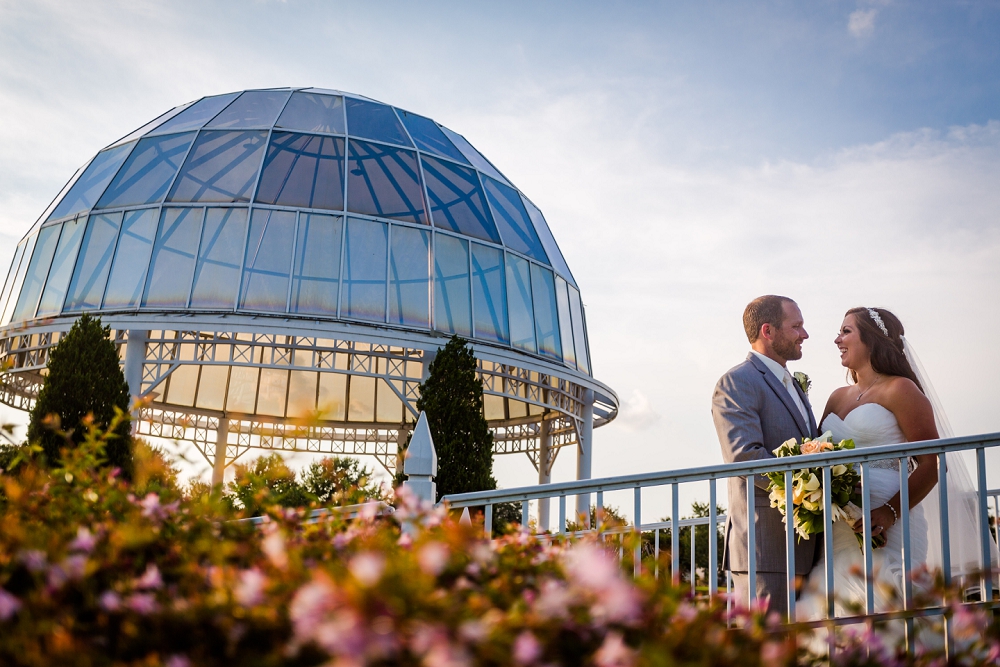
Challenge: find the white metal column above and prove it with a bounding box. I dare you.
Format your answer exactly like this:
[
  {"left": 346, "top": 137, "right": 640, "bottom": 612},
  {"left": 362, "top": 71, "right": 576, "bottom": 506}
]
[
  {"left": 211, "top": 419, "right": 229, "bottom": 486},
  {"left": 575, "top": 388, "right": 594, "bottom": 527},
  {"left": 537, "top": 417, "right": 552, "bottom": 531},
  {"left": 123, "top": 329, "right": 147, "bottom": 424}
]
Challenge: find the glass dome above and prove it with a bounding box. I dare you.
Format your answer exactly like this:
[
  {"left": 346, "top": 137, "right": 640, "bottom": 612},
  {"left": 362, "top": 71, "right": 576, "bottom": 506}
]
[{"left": 0, "top": 88, "right": 590, "bottom": 375}]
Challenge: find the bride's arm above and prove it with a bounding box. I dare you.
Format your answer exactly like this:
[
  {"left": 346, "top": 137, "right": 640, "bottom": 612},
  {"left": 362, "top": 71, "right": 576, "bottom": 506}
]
[{"left": 862, "top": 378, "right": 939, "bottom": 540}]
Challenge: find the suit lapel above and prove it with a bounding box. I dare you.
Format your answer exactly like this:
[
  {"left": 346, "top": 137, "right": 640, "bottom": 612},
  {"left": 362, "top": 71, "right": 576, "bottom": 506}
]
[{"left": 747, "top": 353, "right": 809, "bottom": 438}]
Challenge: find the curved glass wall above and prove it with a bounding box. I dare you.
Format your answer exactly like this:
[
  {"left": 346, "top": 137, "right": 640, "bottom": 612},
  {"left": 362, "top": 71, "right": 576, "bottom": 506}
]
[{"left": 1, "top": 88, "right": 590, "bottom": 375}]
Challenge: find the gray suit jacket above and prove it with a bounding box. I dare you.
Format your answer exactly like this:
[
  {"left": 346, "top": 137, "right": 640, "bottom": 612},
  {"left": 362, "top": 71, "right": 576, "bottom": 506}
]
[{"left": 712, "top": 353, "right": 819, "bottom": 574}]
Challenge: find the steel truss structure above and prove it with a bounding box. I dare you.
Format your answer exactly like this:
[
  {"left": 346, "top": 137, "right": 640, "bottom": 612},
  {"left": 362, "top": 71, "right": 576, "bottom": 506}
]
[{"left": 0, "top": 316, "right": 617, "bottom": 483}]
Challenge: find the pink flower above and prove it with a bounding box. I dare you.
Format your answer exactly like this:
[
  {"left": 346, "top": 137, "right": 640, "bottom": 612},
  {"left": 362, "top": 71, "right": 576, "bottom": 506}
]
[
  {"left": 417, "top": 542, "right": 450, "bottom": 576},
  {"left": 69, "top": 526, "right": 97, "bottom": 553},
  {"left": 513, "top": 631, "right": 541, "bottom": 665},
  {"left": 760, "top": 640, "right": 789, "bottom": 665},
  {"left": 534, "top": 579, "right": 574, "bottom": 620},
  {"left": 563, "top": 543, "right": 619, "bottom": 591},
  {"left": 236, "top": 568, "right": 268, "bottom": 607},
  {"left": 290, "top": 576, "right": 338, "bottom": 641},
  {"left": 595, "top": 632, "right": 635, "bottom": 667},
  {"left": 99, "top": 590, "right": 121, "bottom": 611},
  {"left": 60, "top": 554, "right": 88, "bottom": 580},
  {"left": 126, "top": 592, "right": 158, "bottom": 615},
  {"left": 349, "top": 552, "right": 386, "bottom": 587},
  {"left": 0, "top": 588, "right": 22, "bottom": 621},
  {"left": 134, "top": 564, "right": 163, "bottom": 590},
  {"left": 19, "top": 549, "right": 47, "bottom": 572},
  {"left": 262, "top": 529, "right": 288, "bottom": 570},
  {"left": 164, "top": 656, "right": 191, "bottom": 667},
  {"left": 800, "top": 440, "right": 834, "bottom": 455}
]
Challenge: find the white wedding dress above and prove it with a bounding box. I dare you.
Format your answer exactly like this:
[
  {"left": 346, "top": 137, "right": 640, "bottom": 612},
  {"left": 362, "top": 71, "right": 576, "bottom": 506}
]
[{"left": 796, "top": 402, "right": 930, "bottom": 622}]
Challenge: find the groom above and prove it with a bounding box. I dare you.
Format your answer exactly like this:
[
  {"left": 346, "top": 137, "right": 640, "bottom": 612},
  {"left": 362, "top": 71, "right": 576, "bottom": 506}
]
[{"left": 711, "top": 295, "right": 820, "bottom": 617}]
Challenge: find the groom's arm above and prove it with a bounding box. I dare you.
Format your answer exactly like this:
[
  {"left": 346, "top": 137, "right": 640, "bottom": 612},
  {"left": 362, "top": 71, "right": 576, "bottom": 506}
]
[{"left": 712, "top": 371, "right": 772, "bottom": 490}]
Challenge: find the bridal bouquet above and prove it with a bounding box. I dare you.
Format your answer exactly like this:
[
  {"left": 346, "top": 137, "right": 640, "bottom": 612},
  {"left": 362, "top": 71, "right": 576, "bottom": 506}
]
[{"left": 765, "top": 432, "right": 863, "bottom": 542}]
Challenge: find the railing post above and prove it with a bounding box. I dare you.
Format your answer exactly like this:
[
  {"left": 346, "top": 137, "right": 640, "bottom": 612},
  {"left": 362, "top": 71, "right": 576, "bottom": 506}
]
[
  {"left": 403, "top": 412, "right": 437, "bottom": 506},
  {"left": 784, "top": 469, "right": 796, "bottom": 622},
  {"left": 976, "top": 448, "right": 994, "bottom": 603},
  {"left": 708, "top": 479, "right": 718, "bottom": 599},
  {"left": 938, "top": 452, "right": 952, "bottom": 659},
  {"left": 634, "top": 486, "right": 642, "bottom": 577}
]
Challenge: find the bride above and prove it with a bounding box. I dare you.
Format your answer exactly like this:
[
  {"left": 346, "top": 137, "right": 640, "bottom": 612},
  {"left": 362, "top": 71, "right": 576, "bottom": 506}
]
[{"left": 796, "top": 306, "right": 999, "bottom": 629}]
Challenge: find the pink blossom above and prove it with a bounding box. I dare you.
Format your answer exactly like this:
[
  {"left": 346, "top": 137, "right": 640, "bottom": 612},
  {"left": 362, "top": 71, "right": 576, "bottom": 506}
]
[
  {"left": 397, "top": 532, "right": 413, "bottom": 548},
  {"left": 126, "top": 592, "right": 159, "bottom": 615},
  {"left": 47, "top": 565, "right": 67, "bottom": 590},
  {"left": 262, "top": 529, "right": 288, "bottom": 570},
  {"left": 135, "top": 564, "right": 163, "bottom": 590},
  {"left": 349, "top": 552, "right": 386, "bottom": 587},
  {"left": 164, "top": 656, "right": 191, "bottom": 667},
  {"left": 19, "top": 549, "right": 47, "bottom": 572},
  {"left": 534, "top": 579, "right": 574, "bottom": 620},
  {"left": 760, "top": 640, "right": 789, "bottom": 665},
  {"left": 60, "top": 554, "right": 88, "bottom": 580},
  {"left": 139, "top": 493, "right": 179, "bottom": 521},
  {"left": 99, "top": 590, "right": 121, "bottom": 611},
  {"left": 513, "top": 631, "right": 541, "bottom": 665},
  {"left": 69, "top": 526, "right": 97, "bottom": 553},
  {"left": 594, "top": 632, "right": 635, "bottom": 667},
  {"left": 563, "top": 543, "right": 619, "bottom": 591},
  {"left": 290, "top": 576, "right": 338, "bottom": 641},
  {"left": 235, "top": 568, "right": 268, "bottom": 607},
  {"left": 417, "top": 542, "right": 450, "bottom": 576},
  {"left": 423, "top": 640, "right": 471, "bottom": 667},
  {"left": 0, "top": 588, "right": 22, "bottom": 621}
]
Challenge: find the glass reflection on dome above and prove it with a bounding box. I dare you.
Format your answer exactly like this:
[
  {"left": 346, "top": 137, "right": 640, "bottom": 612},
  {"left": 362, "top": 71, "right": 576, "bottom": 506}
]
[
  {"left": 422, "top": 156, "right": 499, "bottom": 243},
  {"left": 342, "top": 218, "right": 387, "bottom": 322},
  {"left": 346, "top": 140, "right": 425, "bottom": 224},
  {"left": 345, "top": 98, "right": 412, "bottom": 147},
  {"left": 65, "top": 212, "right": 123, "bottom": 311},
  {"left": 206, "top": 90, "right": 290, "bottom": 129},
  {"left": 530, "top": 263, "right": 561, "bottom": 361},
  {"left": 276, "top": 93, "right": 345, "bottom": 134},
  {"left": 190, "top": 208, "right": 247, "bottom": 309},
  {"left": 151, "top": 93, "right": 240, "bottom": 135},
  {"left": 256, "top": 133, "right": 345, "bottom": 211},
  {"left": 169, "top": 131, "right": 267, "bottom": 203},
  {"left": 142, "top": 208, "right": 202, "bottom": 308},
  {"left": 48, "top": 143, "right": 134, "bottom": 221},
  {"left": 434, "top": 233, "right": 471, "bottom": 337},
  {"left": 389, "top": 225, "right": 430, "bottom": 328},
  {"left": 97, "top": 133, "right": 196, "bottom": 209},
  {"left": 483, "top": 177, "right": 548, "bottom": 263},
  {"left": 102, "top": 209, "right": 157, "bottom": 308},
  {"left": 240, "top": 209, "right": 295, "bottom": 312},
  {"left": 505, "top": 253, "right": 535, "bottom": 353},
  {"left": 396, "top": 110, "right": 467, "bottom": 163},
  {"left": 290, "top": 213, "right": 342, "bottom": 316},
  {"left": 472, "top": 243, "right": 508, "bottom": 344},
  {"left": 36, "top": 218, "right": 85, "bottom": 317}
]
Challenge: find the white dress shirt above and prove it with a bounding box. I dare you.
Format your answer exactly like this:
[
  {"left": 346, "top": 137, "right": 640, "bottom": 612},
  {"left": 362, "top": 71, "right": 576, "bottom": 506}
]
[{"left": 751, "top": 350, "right": 810, "bottom": 426}]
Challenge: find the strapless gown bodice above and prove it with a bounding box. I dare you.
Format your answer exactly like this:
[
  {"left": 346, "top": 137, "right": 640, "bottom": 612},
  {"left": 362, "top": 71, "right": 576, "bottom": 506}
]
[{"left": 820, "top": 403, "right": 906, "bottom": 470}]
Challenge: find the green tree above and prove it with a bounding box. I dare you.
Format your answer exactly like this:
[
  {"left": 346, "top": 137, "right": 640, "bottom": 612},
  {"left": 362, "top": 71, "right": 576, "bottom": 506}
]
[
  {"left": 659, "top": 501, "right": 727, "bottom": 587},
  {"left": 27, "top": 313, "right": 133, "bottom": 478},
  {"left": 227, "top": 453, "right": 310, "bottom": 515},
  {"left": 414, "top": 335, "right": 496, "bottom": 502},
  {"left": 301, "top": 456, "right": 386, "bottom": 506}
]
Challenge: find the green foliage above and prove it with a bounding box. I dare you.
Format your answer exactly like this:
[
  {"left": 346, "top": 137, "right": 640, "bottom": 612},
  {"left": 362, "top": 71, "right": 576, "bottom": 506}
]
[
  {"left": 228, "top": 454, "right": 385, "bottom": 515},
  {"left": 414, "top": 335, "right": 495, "bottom": 501},
  {"left": 26, "top": 314, "right": 132, "bottom": 478},
  {"left": 0, "top": 420, "right": 997, "bottom": 665},
  {"left": 300, "top": 456, "right": 385, "bottom": 506}
]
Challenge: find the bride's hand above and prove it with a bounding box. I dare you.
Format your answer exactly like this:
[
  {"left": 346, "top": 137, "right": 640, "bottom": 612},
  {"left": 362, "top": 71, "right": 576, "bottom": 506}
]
[{"left": 852, "top": 505, "right": 896, "bottom": 547}]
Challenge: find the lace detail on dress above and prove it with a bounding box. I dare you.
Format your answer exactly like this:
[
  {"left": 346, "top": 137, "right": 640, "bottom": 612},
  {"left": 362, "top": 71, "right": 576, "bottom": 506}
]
[{"left": 867, "top": 459, "right": 900, "bottom": 471}]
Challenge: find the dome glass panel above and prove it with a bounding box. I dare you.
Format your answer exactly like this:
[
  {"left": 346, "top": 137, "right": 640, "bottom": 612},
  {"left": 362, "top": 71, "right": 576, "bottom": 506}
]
[
  {"left": 255, "top": 133, "right": 345, "bottom": 211},
  {"left": 97, "top": 133, "right": 196, "bottom": 209},
  {"left": 102, "top": 209, "right": 157, "bottom": 308},
  {"left": 422, "top": 155, "right": 499, "bottom": 243},
  {"left": 345, "top": 98, "right": 412, "bottom": 147},
  {"left": 529, "top": 263, "right": 561, "bottom": 361},
  {"left": 11, "top": 227, "right": 57, "bottom": 322},
  {"left": 142, "top": 208, "right": 202, "bottom": 308},
  {"left": 342, "top": 217, "right": 388, "bottom": 322},
  {"left": 439, "top": 126, "right": 509, "bottom": 185},
  {"left": 190, "top": 208, "right": 248, "bottom": 309},
  {"left": 471, "top": 242, "right": 508, "bottom": 344},
  {"left": 555, "top": 275, "right": 577, "bottom": 369},
  {"left": 205, "top": 90, "right": 291, "bottom": 129},
  {"left": 568, "top": 285, "right": 590, "bottom": 374},
  {"left": 35, "top": 217, "right": 86, "bottom": 317},
  {"left": 522, "top": 195, "right": 576, "bottom": 287},
  {"left": 483, "top": 177, "right": 548, "bottom": 263},
  {"left": 111, "top": 101, "right": 194, "bottom": 148},
  {"left": 240, "top": 209, "right": 296, "bottom": 312},
  {"left": 396, "top": 109, "right": 468, "bottom": 163},
  {"left": 48, "top": 142, "right": 134, "bottom": 221},
  {"left": 65, "top": 212, "right": 123, "bottom": 311},
  {"left": 433, "top": 233, "right": 472, "bottom": 337},
  {"left": 168, "top": 131, "right": 267, "bottom": 203},
  {"left": 290, "top": 213, "right": 342, "bottom": 316},
  {"left": 0, "top": 242, "right": 27, "bottom": 325},
  {"left": 505, "top": 253, "right": 535, "bottom": 353},
  {"left": 151, "top": 93, "right": 240, "bottom": 135},
  {"left": 276, "top": 92, "right": 345, "bottom": 134},
  {"left": 389, "top": 225, "right": 430, "bottom": 328},
  {"left": 346, "top": 140, "right": 425, "bottom": 223}
]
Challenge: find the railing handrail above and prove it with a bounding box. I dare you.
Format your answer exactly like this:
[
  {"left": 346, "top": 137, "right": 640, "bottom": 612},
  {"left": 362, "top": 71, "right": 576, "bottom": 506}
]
[{"left": 440, "top": 431, "right": 1000, "bottom": 508}]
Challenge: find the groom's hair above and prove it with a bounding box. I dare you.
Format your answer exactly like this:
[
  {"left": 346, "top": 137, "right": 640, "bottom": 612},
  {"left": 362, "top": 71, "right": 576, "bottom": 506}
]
[{"left": 743, "top": 295, "right": 794, "bottom": 343}]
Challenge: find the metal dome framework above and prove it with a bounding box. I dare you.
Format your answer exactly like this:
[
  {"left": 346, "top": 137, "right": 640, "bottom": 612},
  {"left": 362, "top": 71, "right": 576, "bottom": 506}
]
[{"left": 0, "top": 87, "right": 617, "bottom": 489}]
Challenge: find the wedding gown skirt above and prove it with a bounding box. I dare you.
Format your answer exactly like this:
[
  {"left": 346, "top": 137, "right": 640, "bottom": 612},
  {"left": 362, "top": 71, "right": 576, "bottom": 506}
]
[{"left": 796, "top": 403, "right": 930, "bottom": 622}]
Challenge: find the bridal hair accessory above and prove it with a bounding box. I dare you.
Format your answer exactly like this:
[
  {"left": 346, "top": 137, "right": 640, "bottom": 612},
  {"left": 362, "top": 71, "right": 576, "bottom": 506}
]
[{"left": 867, "top": 308, "right": 889, "bottom": 336}]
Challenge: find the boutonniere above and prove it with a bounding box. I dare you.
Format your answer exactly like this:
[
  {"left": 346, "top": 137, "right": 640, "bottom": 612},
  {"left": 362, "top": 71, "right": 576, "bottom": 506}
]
[{"left": 793, "top": 371, "right": 811, "bottom": 394}]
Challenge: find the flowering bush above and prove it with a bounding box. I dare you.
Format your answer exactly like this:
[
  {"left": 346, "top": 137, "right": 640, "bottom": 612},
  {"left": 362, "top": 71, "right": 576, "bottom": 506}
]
[{"left": 1, "top": 419, "right": 998, "bottom": 666}]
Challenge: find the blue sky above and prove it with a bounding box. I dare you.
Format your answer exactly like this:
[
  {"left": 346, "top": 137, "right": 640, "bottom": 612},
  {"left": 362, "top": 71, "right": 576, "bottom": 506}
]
[{"left": 2, "top": 1, "right": 999, "bottom": 516}]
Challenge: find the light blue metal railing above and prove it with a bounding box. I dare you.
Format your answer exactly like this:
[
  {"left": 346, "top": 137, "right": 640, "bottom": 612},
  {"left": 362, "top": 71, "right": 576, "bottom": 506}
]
[{"left": 441, "top": 432, "right": 1000, "bottom": 657}]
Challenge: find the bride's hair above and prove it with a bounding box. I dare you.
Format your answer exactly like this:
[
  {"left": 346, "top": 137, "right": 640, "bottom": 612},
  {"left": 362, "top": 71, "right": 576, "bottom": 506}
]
[{"left": 845, "top": 307, "right": 923, "bottom": 392}]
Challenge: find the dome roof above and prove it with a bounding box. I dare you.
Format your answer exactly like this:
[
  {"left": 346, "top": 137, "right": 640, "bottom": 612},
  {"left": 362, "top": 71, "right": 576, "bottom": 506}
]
[{"left": 0, "top": 88, "right": 590, "bottom": 375}]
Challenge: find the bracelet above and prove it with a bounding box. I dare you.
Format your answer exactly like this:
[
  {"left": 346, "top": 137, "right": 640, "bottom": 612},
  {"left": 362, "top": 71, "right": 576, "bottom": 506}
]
[{"left": 882, "top": 502, "right": 898, "bottom": 525}]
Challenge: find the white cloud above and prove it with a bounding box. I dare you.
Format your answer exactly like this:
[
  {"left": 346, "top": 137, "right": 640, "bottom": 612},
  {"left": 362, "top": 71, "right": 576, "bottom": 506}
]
[
  {"left": 617, "top": 389, "right": 662, "bottom": 431},
  {"left": 848, "top": 9, "right": 877, "bottom": 38}
]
